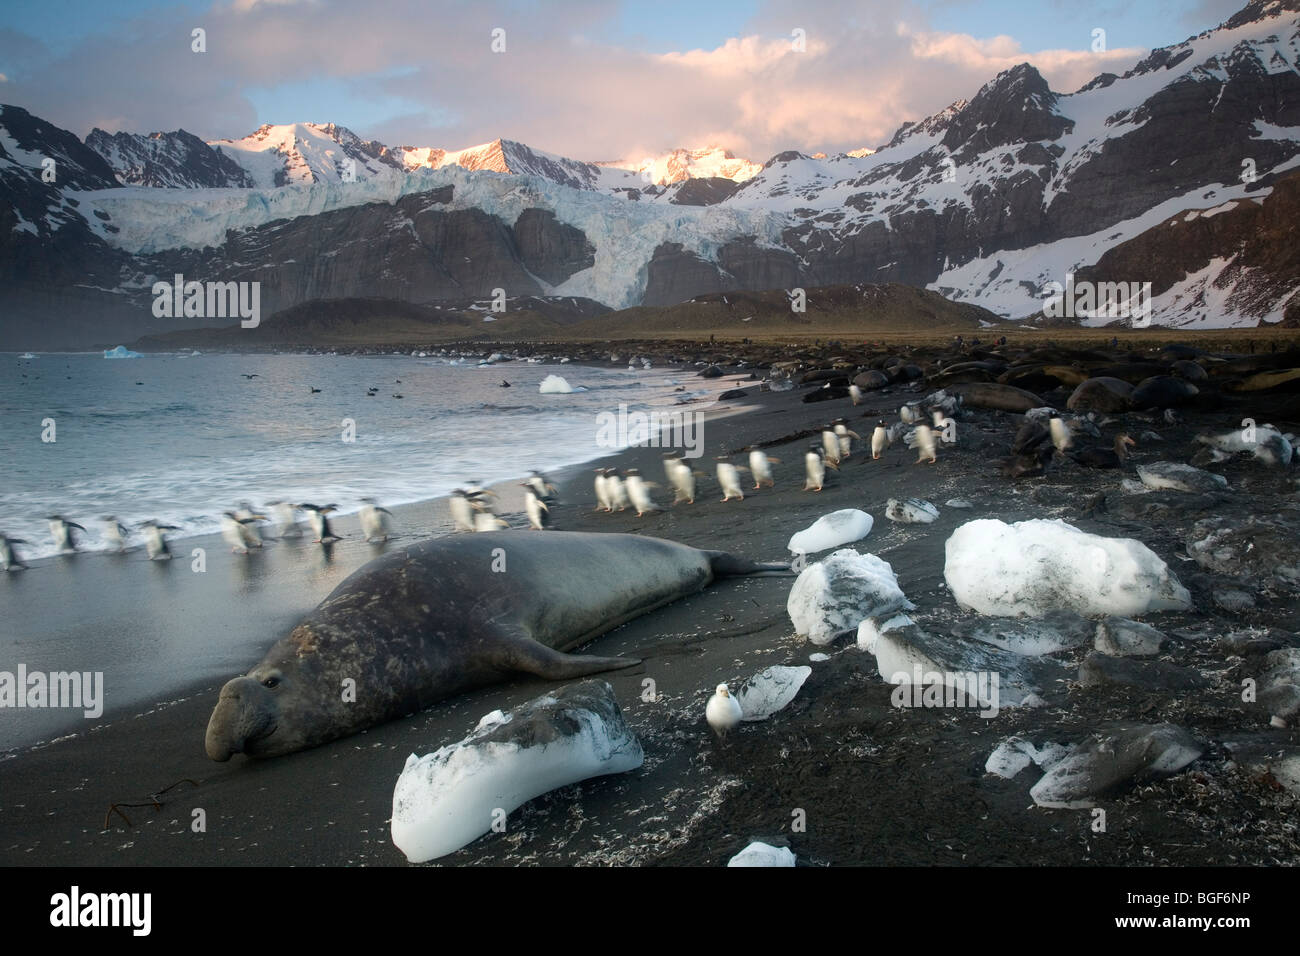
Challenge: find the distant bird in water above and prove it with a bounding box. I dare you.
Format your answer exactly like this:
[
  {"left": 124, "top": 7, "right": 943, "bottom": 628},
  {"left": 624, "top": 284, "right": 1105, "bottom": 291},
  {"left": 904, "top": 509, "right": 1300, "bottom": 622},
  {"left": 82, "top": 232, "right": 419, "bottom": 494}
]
[
  {"left": 140, "top": 520, "right": 181, "bottom": 560},
  {"left": 309, "top": 387, "right": 321, "bottom": 394},
  {"left": 1, "top": 533, "right": 30, "bottom": 571},
  {"left": 241, "top": 374, "right": 259, "bottom": 380},
  {"left": 299, "top": 504, "right": 341, "bottom": 543},
  {"left": 706, "top": 683, "right": 743, "bottom": 737},
  {"left": 102, "top": 516, "right": 130, "bottom": 553},
  {"left": 48, "top": 515, "right": 86, "bottom": 553},
  {"left": 359, "top": 498, "right": 394, "bottom": 542},
  {"left": 1072, "top": 433, "right": 1136, "bottom": 469},
  {"left": 500, "top": 380, "right": 511, "bottom": 388}
]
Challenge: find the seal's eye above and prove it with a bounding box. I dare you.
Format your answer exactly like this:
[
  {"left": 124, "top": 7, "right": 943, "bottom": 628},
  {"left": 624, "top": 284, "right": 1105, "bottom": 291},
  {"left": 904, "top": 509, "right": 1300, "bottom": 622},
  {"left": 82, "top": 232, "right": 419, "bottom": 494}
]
[{"left": 262, "top": 676, "right": 280, "bottom": 688}]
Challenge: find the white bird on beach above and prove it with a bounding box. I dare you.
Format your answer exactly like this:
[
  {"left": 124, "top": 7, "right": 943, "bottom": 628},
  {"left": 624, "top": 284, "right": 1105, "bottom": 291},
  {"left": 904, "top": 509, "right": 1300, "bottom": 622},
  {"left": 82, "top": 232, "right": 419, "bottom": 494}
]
[
  {"left": 914, "top": 424, "right": 938, "bottom": 464},
  {"left": 871, "top": 420, "right": 889, "bottom": 460},
  {"left": 663, "top": 456, "right": 696, "bottom": 505},
  {"left": 821, "top": 429, "right": 843, "bottom": 468},
  {"left": 221, "top": 511, "right": 265, "bottom": 553},
  {"left": 748, "top": 450, "right": 778, "bottom": 489},
  {"left": 523, "top": 486, "right": 550, "bottom": 530},
  {"left": 706, "top": 684, "right": 743, "bottom": 737},
  {"left": 102, "top": 516, "right": 129, "bottom": 553},
  {"left": 849, "top": 383, "right": 863, "bottom": 406},
  {"left": 804, "top": 444, "right": 835, "bottom": 491},
  {"left": 140, "top": 520, "right": 180, "bottom": 560},
  {"left": 716, "top": 459, "right": 745, "bottom": 502},
  {"left": 359, "top": 498, "right": 394, "bottom": 542},
  {"left": 48, "top": 515, "right": 86, "bottom": 553},
  {"left": 625, "top": 469, "right": 660, "bottom": 516}
]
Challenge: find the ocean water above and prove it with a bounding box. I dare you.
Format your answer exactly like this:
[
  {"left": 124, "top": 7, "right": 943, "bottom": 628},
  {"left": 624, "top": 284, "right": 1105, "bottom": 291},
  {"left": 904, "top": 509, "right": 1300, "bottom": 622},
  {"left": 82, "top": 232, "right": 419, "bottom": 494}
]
[{"left": 0, "top": 351, "right": 704, "bottom": 559}]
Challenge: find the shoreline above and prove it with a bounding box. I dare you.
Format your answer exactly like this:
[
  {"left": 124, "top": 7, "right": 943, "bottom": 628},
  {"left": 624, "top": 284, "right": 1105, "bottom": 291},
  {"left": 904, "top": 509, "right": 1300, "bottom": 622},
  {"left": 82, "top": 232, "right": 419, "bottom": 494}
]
[{"left": 3, "top": 341, "right": 1299, "bottom": 866}]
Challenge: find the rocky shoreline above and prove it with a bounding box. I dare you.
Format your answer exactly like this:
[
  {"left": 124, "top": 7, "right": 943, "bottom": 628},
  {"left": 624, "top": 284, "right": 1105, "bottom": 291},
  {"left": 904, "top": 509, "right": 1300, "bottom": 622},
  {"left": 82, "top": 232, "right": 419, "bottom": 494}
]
[{"left": 2, "top": 338, "right": 1299, "bottom": 866}]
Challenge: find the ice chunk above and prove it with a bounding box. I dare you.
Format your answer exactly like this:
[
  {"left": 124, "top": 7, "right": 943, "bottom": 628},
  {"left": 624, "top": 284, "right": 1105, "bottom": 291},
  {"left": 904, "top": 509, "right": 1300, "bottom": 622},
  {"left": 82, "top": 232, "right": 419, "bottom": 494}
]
[
  {"left": 538, "top": 374, "right": 574, "bottom": 394},
  {"left": 1094, "top": 617, "right": 1166, "bottom": 657},
  {"left": 1137, "top": 461, "right": 1228, "bottom": 493},
  {"left": 885, "top": 498, "right": 939, "bottom": 524},
  {"left": 391, "top": 680, "right": 643, "bottom": 863},
  {"left": 736, "top": 665, "right": 812, "bottom": 722},
  {"left": 944, "top": 519, "right": 1191, "bottom": 618},
  {"left": 103, "top": 345, "right": 142, "bottom": 358},
  {"left": 1197, "top": 425, "right": 1293, "bottom": 466},
  {"left": 727, "top": 842, "right": 796, "bottom": 867},
  {"left": 856, "top": 613, "right": 914, "bottom": 653},
  {"left": 787, "top": 549, "right": 913, "bottom": 645},
  {"left": 959, "top": 610, "right": 1094, "bottom": 655},
  {"left": 986, "top": 737, "right": 1074, "bottom": 779},
  {"left": 787, "top": 509, "right": 873, "bottom": 554},
  {"left": 1029, "top": 724, "right": 1202, "bottom": 808}
]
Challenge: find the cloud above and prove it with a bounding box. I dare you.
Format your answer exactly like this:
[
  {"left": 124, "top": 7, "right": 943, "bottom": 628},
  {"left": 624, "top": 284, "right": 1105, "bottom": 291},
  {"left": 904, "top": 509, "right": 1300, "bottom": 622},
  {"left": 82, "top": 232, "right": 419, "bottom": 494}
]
[{"left": 0, "top": 0, "right": 1190, "bottom": 164}]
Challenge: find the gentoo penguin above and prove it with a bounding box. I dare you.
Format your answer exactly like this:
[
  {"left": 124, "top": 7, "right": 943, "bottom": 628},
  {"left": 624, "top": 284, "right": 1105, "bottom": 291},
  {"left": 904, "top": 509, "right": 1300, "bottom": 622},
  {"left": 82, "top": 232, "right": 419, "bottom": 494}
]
[
  {"left": 871, "top": 420, "right": 889, "bottom": 460},
  {"left": 748, "top": 450, "right": 779, "bottom": 489},
  {"left": 140, "top": 520, "right": 181, "bottom": 560},
  {"left": 716, "top": 458, "right": 745, "bottom": 502},
  {"left": 833, "top": 419, "right": 861, "bottom": 459},
  {"left": 1071, "top": 433, "right": 1135, "bottom": 469},
  {"left": 914, "top": 424, "right": 937, "bottom": 464},
  {"left": 605, "top": 469, "right": 630, "bottom": 512},
  {"left": 221, "top": 511, "right": 265, "bottom": 553},
  {"left": 706, "top": 684, "right": 743, "bottom": 737},
  {"left": 625, "top": 469, "right": 660, "bottom": 516},
  {"left": 821, "top": 428, "right": 843, "bottom": 468},
  {"left": 359, "top": 498, "right": 394, "bottom": 542},
  {"left": 663, "top": 455, "right": 696, "bottom": 505},
  {"left": 474, "top": 510, "right": 508, "bottom": 532},
  {"left": 522, "top": 485, "right": 550, "bottom": 530},
  {"left": 268, "top": 501, "right": 302, "bottom": 538},
  {"left": 804, "top": 444, "right": 835, "bottom": 491},
  {"left": 899, "top": 403, "right": 924, "bottom": 425},
  {"left": 1, "top": 533, "right": 29, "bottom": 571},
  {"left": 525, "top": 471, "right": 557, "bottom": 502},
  {"left": 1048, "top": 416, "right": 1073, "bottom": 453},
  {"left": 593, "top": 469, "right": 614, "bottom": 513},
  {"left": 449, "top": 490, "right": 476, "bottom": 532},
  {"left": 47, "top": 515, "right": 86, "bottom": 553},
  {"left": 102, "top": 516, "right": 130, "bottom": 553},
  {"left": 299, "top": 504, "right": 340, "bottom": 543},
  {"left": 849, "top": 383, "right": 863, "bottom": 407}
]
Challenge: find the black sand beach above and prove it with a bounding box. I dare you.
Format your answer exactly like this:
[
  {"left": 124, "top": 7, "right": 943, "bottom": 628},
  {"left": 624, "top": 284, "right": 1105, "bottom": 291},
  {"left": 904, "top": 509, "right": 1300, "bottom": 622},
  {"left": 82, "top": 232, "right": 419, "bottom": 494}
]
[{"left": 3, "top": 352, "right": 1299, "bottom": 867}]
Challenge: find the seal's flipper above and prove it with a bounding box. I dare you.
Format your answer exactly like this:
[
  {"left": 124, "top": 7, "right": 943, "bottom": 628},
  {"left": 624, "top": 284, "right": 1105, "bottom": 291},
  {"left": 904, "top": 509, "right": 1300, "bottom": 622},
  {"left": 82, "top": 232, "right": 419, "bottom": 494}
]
[
  {"left": 500, "top": 633, "right": 641, "bottom": 681},
  {"left": 705, "top": 551, "right": 795, "bottom": 577}
]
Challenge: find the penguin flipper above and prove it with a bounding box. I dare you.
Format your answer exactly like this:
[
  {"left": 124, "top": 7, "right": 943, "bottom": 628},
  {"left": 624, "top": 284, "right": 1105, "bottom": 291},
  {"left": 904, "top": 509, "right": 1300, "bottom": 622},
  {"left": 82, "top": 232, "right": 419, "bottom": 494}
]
[{"left": 497, "top": 630, "right": 640, "bottom": 680}]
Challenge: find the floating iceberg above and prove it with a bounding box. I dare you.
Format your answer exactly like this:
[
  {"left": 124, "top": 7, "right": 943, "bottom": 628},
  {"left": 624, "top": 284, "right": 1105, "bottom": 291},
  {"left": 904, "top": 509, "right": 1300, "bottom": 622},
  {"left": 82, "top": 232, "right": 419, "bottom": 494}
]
[
  {"left": 539, "top": 374, "right": 574, "bottom": 394},
  {"left": 103, "top": 345, "right": 143, "bottom": 359}
]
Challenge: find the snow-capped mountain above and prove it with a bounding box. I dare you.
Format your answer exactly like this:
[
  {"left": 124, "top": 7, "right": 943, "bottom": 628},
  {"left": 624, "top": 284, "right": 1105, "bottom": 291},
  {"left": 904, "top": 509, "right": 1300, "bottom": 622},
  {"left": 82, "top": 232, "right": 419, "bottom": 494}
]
[
  {"left": 86, "top": 128, "right": 254, "bottom": 188},
  {"left": 3, "top": 0, "right": 1299, "bottom": 348},
  {"left": 595, "top": 146, "right": 762, "bottom": 186}
]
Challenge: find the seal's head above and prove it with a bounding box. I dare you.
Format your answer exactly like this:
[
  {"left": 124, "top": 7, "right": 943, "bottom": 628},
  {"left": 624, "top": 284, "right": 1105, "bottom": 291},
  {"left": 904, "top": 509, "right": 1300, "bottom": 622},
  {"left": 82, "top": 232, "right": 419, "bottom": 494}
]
[{"left": 205, "top": 667, "right": 285, "bottom": 760}]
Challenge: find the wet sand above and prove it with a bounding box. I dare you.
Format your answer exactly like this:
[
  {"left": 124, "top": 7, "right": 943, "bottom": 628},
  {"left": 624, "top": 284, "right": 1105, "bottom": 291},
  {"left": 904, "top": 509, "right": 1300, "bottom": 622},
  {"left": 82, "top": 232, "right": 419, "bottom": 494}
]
[{"left": 2, "top": 365, "right": 1299, "bottom": 867}]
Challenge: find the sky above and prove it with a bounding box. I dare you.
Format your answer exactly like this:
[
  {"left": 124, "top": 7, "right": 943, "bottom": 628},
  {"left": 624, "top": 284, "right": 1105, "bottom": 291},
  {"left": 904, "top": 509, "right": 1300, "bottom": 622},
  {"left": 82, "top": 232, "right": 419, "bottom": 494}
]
[{"left": 0, "top": 0, "right": 1250, "bottom": 162}]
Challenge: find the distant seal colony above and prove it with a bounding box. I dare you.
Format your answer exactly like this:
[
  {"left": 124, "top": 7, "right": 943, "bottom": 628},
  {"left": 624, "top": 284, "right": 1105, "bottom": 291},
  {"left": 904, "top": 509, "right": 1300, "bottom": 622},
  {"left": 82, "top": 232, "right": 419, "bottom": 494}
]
[{"left": 205, "top": 531, "right": 789, "bottom": 760}]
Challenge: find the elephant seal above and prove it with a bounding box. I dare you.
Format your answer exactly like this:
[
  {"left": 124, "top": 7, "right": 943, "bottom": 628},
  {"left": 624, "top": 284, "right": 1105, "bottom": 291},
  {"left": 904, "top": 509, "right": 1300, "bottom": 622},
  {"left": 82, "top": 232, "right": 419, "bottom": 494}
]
[
  {"left": 205, "top": 531, "right": 788, "bottom": 761},
  {"left": 944, "top": 382, "right": 1043, "bottom": 413}
]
